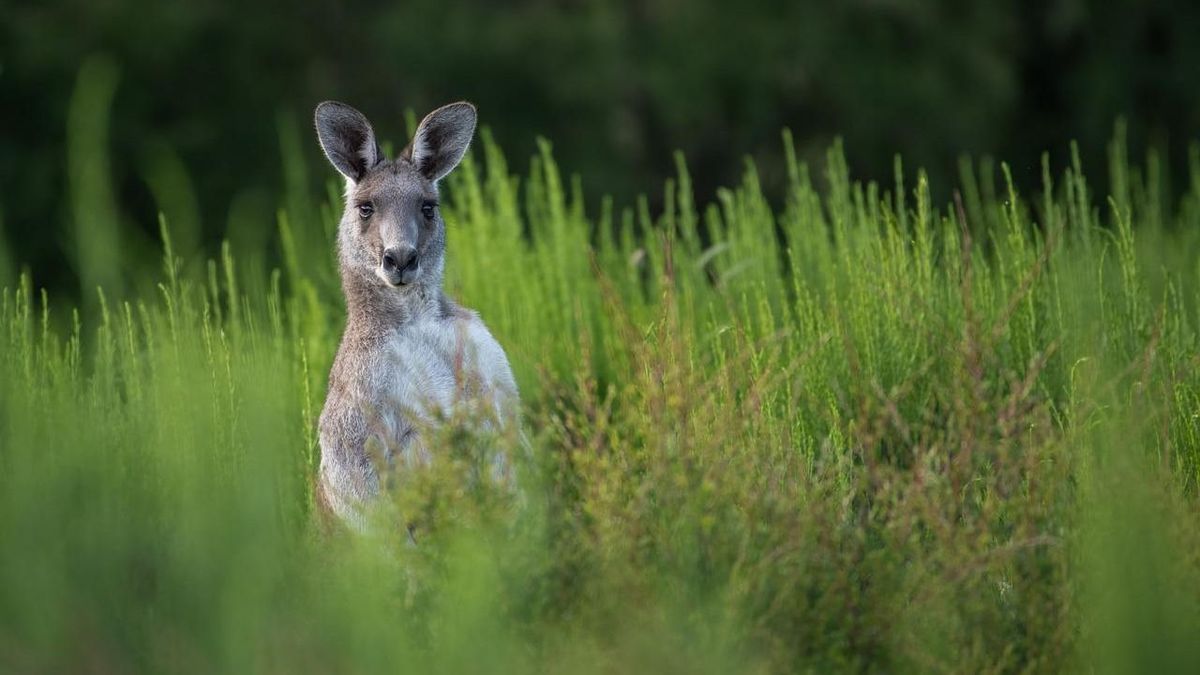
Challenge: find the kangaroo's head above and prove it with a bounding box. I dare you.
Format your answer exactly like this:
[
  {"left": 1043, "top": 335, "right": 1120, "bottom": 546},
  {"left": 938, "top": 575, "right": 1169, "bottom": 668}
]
[{"left": 315, "top": 100, "right": 476, "bottom": 290}]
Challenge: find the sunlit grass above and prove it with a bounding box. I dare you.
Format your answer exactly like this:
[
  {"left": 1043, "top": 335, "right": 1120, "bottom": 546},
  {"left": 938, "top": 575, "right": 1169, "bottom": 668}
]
[{"left": 3, "top": 84, "right": 1200, "bottom": 672}]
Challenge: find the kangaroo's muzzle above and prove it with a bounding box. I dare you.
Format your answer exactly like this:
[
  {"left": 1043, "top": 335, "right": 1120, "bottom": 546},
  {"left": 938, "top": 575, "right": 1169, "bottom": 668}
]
[{"left": 381, "top": 245, "right": 419, "bottom": 286}]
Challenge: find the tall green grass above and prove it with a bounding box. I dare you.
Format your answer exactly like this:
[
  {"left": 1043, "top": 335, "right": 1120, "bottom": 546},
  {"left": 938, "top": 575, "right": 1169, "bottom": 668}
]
[{"left": 3, "top": 87, "right": 1200, "bottom": 672}]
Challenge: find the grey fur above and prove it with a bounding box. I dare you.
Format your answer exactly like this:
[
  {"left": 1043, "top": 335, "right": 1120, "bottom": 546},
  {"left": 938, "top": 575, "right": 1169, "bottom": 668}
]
[
  {"left": 315, "top": 101, "right": 382, "bottom": 181},
  {"left": 404, "top": 102, "right": 478, "bottom": 182},
  {"left": 314, "top": 100, "right": 517, "bottom": 529}
]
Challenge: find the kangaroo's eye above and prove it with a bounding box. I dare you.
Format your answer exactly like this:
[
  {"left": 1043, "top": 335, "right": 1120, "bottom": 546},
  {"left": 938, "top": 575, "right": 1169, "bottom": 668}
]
[
  {"left": 421, "top": 202, "right": 437, "bottom": 220},
  {"left": 357, "top": 203, "right": 374, "bottom": 219}
]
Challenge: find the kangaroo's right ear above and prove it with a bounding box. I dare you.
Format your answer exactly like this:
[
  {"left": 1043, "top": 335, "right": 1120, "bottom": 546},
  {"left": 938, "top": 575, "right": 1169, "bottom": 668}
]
[{"left": 314, "top": 101, "right": 382, "bottom": 182}]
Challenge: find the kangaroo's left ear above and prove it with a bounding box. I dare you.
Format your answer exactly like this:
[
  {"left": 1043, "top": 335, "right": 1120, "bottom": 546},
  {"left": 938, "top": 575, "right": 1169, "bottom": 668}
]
[{"left": 406, "top": 102, "right": 477, "bottom": 182}]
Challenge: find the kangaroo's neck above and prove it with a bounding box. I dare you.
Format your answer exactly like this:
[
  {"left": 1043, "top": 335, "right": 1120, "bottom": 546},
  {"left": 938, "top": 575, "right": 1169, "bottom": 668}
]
[{"left": 341, "top": 269, "right": 447, "bottom": 331}]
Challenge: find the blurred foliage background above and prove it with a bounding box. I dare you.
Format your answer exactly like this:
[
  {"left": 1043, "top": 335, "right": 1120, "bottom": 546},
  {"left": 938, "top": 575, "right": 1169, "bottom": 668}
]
[
  {"left": 6, "top": 2, "right": 1200, "bottom": 671},
  {"left": 3, "top": 0, "right": 1200, "bottom": 296}
]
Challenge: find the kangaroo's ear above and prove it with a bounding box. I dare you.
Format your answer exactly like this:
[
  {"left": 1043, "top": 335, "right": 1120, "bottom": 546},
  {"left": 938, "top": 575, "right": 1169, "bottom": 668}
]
[
  {"left": 314, "top": 101, "right": 382, "bottom": 182},
  {"left": 407, "top": 102, "right": 477, "bottom": 182}
]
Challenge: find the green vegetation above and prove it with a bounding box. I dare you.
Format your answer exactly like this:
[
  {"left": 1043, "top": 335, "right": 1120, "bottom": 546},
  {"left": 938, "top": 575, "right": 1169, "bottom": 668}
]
[{"left": 4, "top": 98, "right": 1200, "bottom": 671}]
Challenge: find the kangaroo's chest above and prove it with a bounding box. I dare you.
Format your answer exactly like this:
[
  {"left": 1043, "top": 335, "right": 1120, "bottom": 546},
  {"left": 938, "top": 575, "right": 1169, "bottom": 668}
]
[{"left": 377, "top": 319, "right": 473, "bottom": 422}]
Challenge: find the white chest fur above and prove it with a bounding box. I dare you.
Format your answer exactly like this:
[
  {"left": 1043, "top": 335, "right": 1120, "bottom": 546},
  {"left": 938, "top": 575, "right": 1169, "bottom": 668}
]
[
  {"left": 317, "top": 311, "right": 519, "bottom": 529},
  {"left": 376, "top": 315, "right": 518, "bottom": 449}
]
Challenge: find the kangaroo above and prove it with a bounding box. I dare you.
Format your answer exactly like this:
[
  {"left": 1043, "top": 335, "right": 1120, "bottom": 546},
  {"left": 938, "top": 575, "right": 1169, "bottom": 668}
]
[{"left": 314, "top": 100, "right": 519, "bottom": 530}]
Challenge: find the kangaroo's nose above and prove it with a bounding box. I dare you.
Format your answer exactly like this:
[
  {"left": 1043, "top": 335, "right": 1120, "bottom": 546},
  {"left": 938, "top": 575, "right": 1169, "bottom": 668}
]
[
  {"left": 381, "top": 245, "right": 419, "bottom": 285},
  {"left": 382, "top": 245, "right": 417, "bottom": 275}
]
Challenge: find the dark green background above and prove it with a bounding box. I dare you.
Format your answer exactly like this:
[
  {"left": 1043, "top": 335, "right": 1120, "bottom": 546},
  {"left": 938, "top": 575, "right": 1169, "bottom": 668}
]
[{"left": 3, "top": 0, "right": 1199, "bottom": 293}]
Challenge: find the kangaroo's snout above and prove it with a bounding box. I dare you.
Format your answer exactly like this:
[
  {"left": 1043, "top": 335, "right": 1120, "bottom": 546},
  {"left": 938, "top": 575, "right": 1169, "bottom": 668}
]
[{"left": 381, "top": 245, "right": 419, "bottom": 286}]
